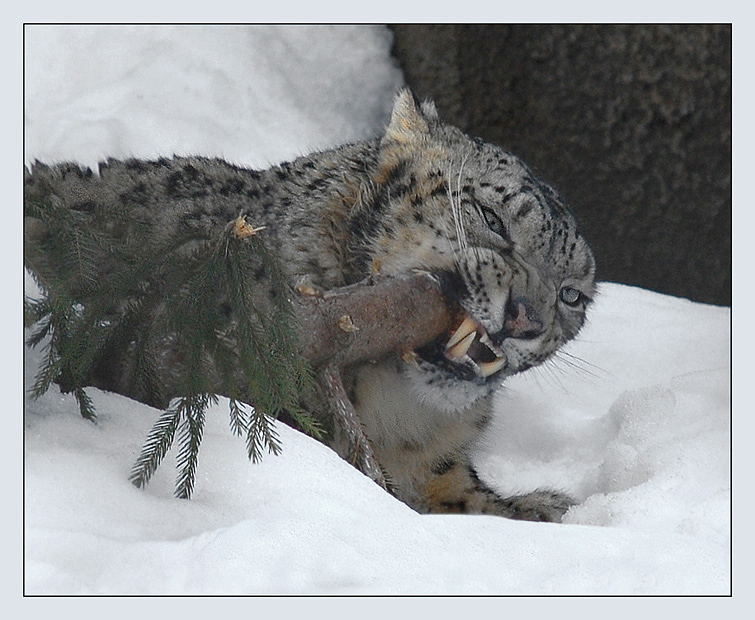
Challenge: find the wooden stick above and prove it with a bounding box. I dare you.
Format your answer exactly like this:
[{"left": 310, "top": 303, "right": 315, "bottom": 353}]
[
  {"left": 294, "top": 272, "right": 454, "bottom": 486},
  {"left": 294, "top": 272, "right": 454, "bottom": 368},
  {"left": 317, "top": 363, "right": 387, "bottom": 488}
]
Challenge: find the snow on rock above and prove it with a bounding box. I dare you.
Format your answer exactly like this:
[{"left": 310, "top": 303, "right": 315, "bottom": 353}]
[{"left": 23, "top": 25, "right": 731, "bottom": 595}]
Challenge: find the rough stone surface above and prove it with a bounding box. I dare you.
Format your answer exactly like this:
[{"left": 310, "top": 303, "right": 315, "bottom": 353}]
[{"left": 390, "top": 24, "right": 731, "bottom": 305}]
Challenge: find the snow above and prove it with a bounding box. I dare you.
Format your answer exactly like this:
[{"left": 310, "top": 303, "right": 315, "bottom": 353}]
[
  {"left": 24, "top": 24, "right": 402, "bottom": 170},
  {"left": 23, "top": 25, "right": 731, "bottom": 596}
]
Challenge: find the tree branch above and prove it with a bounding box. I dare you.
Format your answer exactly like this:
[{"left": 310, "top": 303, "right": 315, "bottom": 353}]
[
  {"left": 317, "top": 363, "right": 386, "bottom": 487},
  {"left": 293, "top": 273, "right": 454, "bottom": 487},
  {"left": 293, "top": 272, "right": 454, "bottom": 369}
]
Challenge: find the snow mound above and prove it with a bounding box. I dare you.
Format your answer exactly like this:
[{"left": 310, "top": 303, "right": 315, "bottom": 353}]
[{"left": 24, "top": 25, "right": 403, "bottom": 169}]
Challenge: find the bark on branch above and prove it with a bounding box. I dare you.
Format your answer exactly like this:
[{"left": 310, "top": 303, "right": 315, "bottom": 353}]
[
  {"left": 293, "top": 273, "right": 454, "bottom": 488},
  {"left": 317, "top": 363, "right": 387, "bottom": 487},
  {"left": 293, "top": 273, "right": 454, "bottom": 369}
]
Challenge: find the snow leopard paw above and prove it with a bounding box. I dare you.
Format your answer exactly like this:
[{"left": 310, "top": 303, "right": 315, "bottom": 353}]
[{"left": 495, "top": 489, "right": 575, "bottom": 523}]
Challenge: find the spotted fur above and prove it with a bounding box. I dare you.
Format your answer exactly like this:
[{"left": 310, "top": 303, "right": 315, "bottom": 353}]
[{"left": 25, "top": 90, "right": 596, "bottom": 521}]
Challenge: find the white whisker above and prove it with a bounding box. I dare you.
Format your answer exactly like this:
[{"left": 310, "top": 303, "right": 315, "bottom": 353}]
[
  {"left": 513, "top": 349, "right": 606, "bottom": 396},
  {"left": 456, "top": 153, "right": 470, "bottom": 255},
  {"left": 443, "top": 165, "right": 463, "bottom": 276},
  {"left": 446, "top": 154, "right": 470, "bottom": 260},
  {"left": 536, "top": 357, "right": 572, "bottom": 394},
  {"left": 555, "top": 350, "right": 613, "bottom": 381}
]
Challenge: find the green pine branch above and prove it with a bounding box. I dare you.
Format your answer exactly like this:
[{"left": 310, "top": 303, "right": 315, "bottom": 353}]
[
  {"left": 245, "top": 405, "right": 282, "bottom": 463},
  {"left": 26, "top": 187, "right": 318, "bottom": 499},
  {"left": 228, "top": 398, "right": 250, "bottom": 437},
  {"left": 128, "top": 403, "right": 182, "bottom": 489},
  {"left": 174, "top": 394, "right": 213, "bottom": 499}
]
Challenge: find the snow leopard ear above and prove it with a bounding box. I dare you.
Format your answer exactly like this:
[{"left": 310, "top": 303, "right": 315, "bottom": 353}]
[
  {"left": 383, "top": 89, "right": 432, "bottom": 145},
  {"left": 420, "top": 99, "right": 439, "bottom": 120}
]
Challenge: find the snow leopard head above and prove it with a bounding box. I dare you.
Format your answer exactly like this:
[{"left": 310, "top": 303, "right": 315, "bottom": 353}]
[{"left": 360, "top": 90, "right": 596, "bottom": 411}]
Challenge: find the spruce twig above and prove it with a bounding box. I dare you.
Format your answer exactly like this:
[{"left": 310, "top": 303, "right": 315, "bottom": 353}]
[
  {"left": 228, "top": 398, "right": 250, "bottom": 437},
  {"left": 26, "top": 195, "right": 314, "bottom": 497},
  {"left": 245, "top": 405, "right": 283, "bottom": 464},
  {"left": 73, "top": 386, "right": 97, "bottom": 422},
  {"left": 174, "top": 394, "right": 214, "bottom": 499},
  {"left": 122, "top": 217, "right": 312, "bottom": 498},
  {"left": 128, "top": 404, "right": 182, "bottom": 489}
]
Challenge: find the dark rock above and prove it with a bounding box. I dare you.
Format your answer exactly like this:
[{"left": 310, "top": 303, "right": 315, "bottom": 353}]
[{"left": 389, "top": 24, "right": 731, "bottom": 305}]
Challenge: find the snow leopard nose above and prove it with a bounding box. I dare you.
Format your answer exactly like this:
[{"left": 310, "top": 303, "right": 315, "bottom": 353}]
[{"left": 501, "top": 297, "right": 544, "bottom": 340}]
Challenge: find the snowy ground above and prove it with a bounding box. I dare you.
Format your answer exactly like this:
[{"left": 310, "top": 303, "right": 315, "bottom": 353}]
[{"left": 22, "top": 25, "right": 731, "bottom": 596}]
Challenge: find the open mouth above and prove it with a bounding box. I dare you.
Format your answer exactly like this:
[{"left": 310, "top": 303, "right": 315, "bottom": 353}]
[{"left": 415, "top": 312, "right": 508, "bottom": 382}]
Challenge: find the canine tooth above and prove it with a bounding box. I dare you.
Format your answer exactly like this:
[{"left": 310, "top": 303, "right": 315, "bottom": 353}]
[
  {"left": 446, "top": 330, "right": 477, "bottom": 359},
  {"left": 446, "top": 316, "right": 477, "bottom": 349},
  {"left": 478, "top": 357, "right": 506, "bottom": 378},
  {"left": 479, "top": 331, "right": 503, "bottom": 356}
]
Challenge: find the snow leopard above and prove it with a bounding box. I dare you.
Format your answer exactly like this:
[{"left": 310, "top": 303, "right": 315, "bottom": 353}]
[{"left": 24, "top": 89, "right": 596, "bottom": 521}]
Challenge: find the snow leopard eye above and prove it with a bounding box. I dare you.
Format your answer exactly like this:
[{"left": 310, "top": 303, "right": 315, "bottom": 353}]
[
  {"left": 559, "top": 287, "right": 582, "bottom": 306},
  {"left": 480, "top": 207, "right": 506, "bottom": 238}
]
